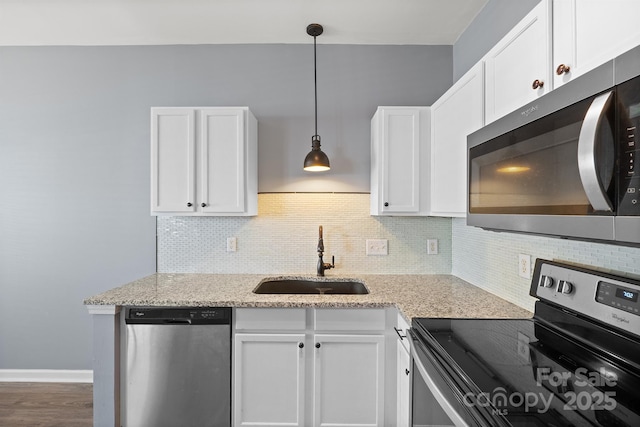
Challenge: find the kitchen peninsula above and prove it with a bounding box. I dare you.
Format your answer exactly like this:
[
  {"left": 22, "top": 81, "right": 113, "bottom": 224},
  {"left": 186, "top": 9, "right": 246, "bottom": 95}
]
[{"left": 85, "top": 273, "right": 531, "bottom": 426}]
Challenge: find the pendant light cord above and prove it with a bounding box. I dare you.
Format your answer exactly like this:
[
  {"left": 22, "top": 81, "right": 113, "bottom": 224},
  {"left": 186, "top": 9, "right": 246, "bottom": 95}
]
[{"left": 313, "top": 34, "right": 318, "bottom": 138}]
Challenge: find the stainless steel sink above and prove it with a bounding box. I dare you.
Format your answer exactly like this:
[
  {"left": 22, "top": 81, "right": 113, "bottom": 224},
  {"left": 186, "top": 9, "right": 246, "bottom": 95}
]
[{"left": 253, "top": 278, "right": 369, "bottom": 295}]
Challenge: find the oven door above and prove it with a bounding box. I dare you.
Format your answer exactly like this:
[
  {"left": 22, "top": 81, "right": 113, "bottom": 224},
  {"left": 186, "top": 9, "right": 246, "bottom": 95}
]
[{"left": 409, "top": 330, "right": 506, "bottom": 427}]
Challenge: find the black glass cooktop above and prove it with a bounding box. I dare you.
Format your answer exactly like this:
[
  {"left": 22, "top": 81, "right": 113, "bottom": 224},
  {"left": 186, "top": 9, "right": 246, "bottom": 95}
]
[{"left": 412, "top": 313, "right": 640, "bottom": 427}]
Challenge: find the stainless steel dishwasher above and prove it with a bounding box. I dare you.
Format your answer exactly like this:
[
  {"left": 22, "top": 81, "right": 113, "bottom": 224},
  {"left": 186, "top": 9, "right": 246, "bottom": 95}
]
[{"left": 124, "top": 307, "right": 231, "bottom": 427}]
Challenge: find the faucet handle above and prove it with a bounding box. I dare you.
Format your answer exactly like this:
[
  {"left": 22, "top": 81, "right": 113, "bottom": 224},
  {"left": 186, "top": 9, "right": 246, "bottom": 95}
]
[{"left": 324, "top": 255, "right": 335, "bottom": 270}]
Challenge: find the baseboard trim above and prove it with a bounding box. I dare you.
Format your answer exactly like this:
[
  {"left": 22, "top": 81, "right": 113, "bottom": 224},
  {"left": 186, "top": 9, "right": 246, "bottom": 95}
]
[{"left": 0, "top": 369, "right": 93, "bottom": 383}]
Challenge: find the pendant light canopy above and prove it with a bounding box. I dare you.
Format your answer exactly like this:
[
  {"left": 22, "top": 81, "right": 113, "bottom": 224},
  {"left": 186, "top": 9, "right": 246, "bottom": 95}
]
[{"left": 303, "top": 23, "right": 330, "bottom": 172}]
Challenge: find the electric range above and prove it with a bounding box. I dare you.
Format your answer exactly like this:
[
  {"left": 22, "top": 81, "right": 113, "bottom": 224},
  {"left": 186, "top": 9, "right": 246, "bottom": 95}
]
[{"left": 410, "top": 259, "right": 640, "bottom": 427}]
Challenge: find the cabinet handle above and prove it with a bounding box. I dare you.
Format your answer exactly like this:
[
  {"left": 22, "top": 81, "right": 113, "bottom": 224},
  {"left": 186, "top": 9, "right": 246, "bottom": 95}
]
[
  {"left": 298, "top": 342, "right": 304, "bottom": 349},
  {"left": 384, "top": 202, "right": 389, "bottom": 207},
  {"left": 394, "top": 327, "right": 407, "bottom": 341},
  {"left": 201, "top": 203, "right": 207, "bottom": 208},
  {"left": 315, "top": 343, "right": 321, "bottom": 349},
  {"left": 187, "top": 202, "right": 193, "bottom": 207},
  {"left": 405, "top": 369, "right": 410, "bottom": 376},
  {"left": 532, "top": 79, "right": 544, "bottom": 89},
  {"left": 556, "top": 64, "right": 571, "bottom": 75}
]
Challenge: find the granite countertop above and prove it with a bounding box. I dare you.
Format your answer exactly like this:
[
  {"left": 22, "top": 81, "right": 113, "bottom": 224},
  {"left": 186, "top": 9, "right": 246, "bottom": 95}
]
[{"left": 84, "top": 274, "right": 532, "bottom": 321}]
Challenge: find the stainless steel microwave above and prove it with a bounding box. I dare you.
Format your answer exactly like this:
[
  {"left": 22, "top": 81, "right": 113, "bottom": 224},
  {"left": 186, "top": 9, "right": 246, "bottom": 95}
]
[{"left": 467, "top": 45, "right": 640, "bottom": 245}]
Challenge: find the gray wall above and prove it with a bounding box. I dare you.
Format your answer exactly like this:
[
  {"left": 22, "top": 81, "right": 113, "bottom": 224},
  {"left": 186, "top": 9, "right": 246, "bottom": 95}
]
[
  {"left": 0, "top": 44, "right": 451, "bottom": 370},
  {"left": 453, "top": 0, "right": 541, "bottom": 81}
]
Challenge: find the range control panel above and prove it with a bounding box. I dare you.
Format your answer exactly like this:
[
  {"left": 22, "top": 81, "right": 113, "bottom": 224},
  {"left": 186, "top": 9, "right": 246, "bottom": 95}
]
[
  {"left": 531, "top": 259, "right": 640, "bottom": 337},
  {"left": 596, "top": 281, "right": 640, "bottom": 315}
]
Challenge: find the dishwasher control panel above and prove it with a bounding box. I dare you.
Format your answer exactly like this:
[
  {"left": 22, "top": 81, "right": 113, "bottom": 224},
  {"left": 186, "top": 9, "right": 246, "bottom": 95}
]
[{"left": 125, "top": 307, "right": 231, "bottom": 324}]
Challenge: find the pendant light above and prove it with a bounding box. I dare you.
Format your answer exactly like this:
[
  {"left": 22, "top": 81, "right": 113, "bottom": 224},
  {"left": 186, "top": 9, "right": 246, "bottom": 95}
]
[{"left": 303, "top": 23, "right": 330, "bottom": 172}]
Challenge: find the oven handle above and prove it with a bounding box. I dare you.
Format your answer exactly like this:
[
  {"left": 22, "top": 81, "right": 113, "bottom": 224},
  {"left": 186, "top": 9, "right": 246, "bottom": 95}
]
[
  {"left": 577, "top": 90, "right": 614, "bottom": 212},
  {"left": 409, "top": 330, "right": 470, "bottom": 427}
]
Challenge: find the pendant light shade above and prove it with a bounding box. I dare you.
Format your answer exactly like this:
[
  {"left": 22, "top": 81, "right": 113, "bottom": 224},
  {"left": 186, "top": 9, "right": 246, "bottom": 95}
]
[
  {"left": 303, "top": 23, "right": 330, "bottom": 172},
  {"left": 304, "top": 135, "right": 330, "bottom": 171}
]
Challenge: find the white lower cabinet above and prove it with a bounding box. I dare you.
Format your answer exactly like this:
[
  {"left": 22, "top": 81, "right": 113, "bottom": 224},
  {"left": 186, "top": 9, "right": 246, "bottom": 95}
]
[
  {"left": 396, "top": 339, "right": 410, "bottom": 427},
  {"left": 233, "top": 308, "right": 389, "bottom": 427},
  {"left": 313, "top": 334, "right": 385, "bottom": 427},
  {"left": 233, "top": 333, "right": 306, "bottom": 426},
  {"left": 395, "top": 314, "right": 411, "bottom": 427}
]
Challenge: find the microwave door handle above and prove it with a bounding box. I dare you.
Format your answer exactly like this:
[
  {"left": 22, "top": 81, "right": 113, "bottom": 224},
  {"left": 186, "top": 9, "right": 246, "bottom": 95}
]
[{"left": 577, "top": 91, "right": 614, "bottom": 212}]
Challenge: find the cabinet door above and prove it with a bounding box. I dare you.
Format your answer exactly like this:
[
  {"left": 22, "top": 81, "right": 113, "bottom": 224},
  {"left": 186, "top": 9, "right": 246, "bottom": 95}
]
[
  {"left": 396, "top": 340, "right": 410, "bottom": 427},
  {"left": 234, "top": 333, "right": 306, "bottom": 427},
  {"left": 484, "top": 0, "right": 552, "bottom": 123},
  {"left": 553, "top": 0, "right": 640, "bottom": 88},
  {"left": 200, "top": 109, "right": 246, "bottom": 214},
  {"left": 371, "top": 107, "right": 428, "bottom": 215},
  {"left": 150, "top": 108, "right": 196, "bottom": 213},
  {"left": 430, "top": 62, "right": 484, "bottom": 217},
  {"left": 313, "top": 334, "right": 385, "bottom": 427}
]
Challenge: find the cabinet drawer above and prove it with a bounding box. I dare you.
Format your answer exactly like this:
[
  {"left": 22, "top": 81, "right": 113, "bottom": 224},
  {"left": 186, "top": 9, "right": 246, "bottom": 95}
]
[
  {"left": 235, "top": 308, "right": 306, "bottom": 330},
  {"left": 314, "top": 308, "right": 386, "bottom": 331}
]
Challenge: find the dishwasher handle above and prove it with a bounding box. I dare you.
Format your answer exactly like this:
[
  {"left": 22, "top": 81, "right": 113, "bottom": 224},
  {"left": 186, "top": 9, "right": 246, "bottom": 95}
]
[
  {"left": 125, "top": 307, "right": 231, "bottom": 325},
  {"left": 163, "top": 319, "right": 192, "bottom": 325}
]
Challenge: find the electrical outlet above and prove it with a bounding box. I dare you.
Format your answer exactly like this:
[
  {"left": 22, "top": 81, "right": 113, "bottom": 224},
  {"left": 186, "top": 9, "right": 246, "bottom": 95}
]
[
  {"left": 518, "top": 254, "right": 531, "bottom": 279},
  {"left": 366, "top": 239, "right": 388, "bottom": 256},
  {"left": 226, "top": 237, "right": 237, "bottom": 252},
  {"left": 427, "top": 239, "right": 438, "bottom": 255}
]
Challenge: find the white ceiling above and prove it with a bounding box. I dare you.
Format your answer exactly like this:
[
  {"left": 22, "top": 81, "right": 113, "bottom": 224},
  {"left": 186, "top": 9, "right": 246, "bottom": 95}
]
[{"left": 0, "top": 0, "right": 488, "bottom": 46}]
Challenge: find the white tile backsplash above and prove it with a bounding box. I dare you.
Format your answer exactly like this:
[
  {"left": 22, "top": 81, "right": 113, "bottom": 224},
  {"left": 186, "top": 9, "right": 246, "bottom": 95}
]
[
  {"left": 452, "top": 218, "right": 640, "bottom": 311},
  {"left": 158, "top": 195, "right": 640, "bottom": 313},
  {"left": 157, "top": 193, "right": 452, "bottom": 275}
]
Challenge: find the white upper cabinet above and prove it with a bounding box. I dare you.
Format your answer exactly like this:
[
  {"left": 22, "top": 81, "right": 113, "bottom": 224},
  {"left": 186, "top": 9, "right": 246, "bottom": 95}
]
[
  {"left": 151, "top": 107, "right": 257, "bottom": 216},
  {"left": 371, "top": 107, "right": 430, "bottom": 216},
  {"left": 552, "top": 0, "right": 640, "bottom": 88},
  {"left": 151, "top": 108, "right": 197, "bottom": 214},
  {"left": 484, "top": 0, "right": 552, "bottom": 124},
  {"left": 430, "top": 62, "right": 484, "bottom": 217}
]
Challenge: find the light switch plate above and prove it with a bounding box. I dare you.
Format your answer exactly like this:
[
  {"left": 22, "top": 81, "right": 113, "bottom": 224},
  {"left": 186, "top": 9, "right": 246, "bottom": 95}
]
[
  {"left": 366, "top": 239, "right": 388, "bottom": 256},
  {"left": 227, "top": 237, "right": 237, "bottom": 252}
]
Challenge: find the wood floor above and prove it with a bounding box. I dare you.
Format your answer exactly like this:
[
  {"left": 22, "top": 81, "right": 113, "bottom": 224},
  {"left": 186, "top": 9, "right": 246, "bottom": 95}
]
[{"left": 0, "top": 382, "right": 92, "bottom": 427}]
